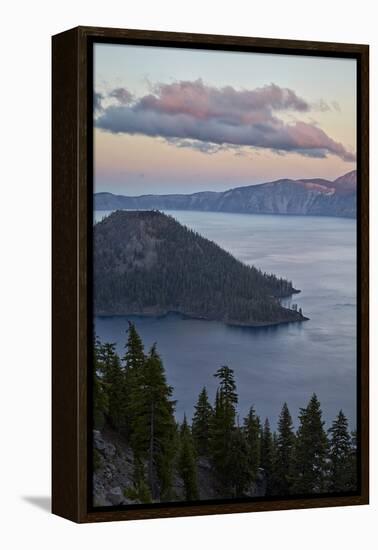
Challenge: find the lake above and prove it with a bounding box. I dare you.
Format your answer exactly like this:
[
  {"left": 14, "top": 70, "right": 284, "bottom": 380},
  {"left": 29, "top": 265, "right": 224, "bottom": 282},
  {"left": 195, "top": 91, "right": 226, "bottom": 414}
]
[{"left": 94, "top": 210, "right": 356, "bottom": 429}]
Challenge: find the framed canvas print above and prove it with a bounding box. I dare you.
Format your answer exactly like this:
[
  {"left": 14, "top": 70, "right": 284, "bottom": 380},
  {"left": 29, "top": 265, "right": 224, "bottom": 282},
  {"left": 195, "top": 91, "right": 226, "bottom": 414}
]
[{"left": 52, "top": 26, "right": 369, "bottom": 523}]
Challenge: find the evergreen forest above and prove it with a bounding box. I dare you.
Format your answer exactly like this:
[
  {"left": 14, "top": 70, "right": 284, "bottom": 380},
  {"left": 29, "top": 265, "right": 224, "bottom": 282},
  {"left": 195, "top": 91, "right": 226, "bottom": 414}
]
[
  {"left": 94, "top": 211, "right": 306, "bottom": 325},
  {"left": 93, "top": 323, "right": 357, "bottom": 504}
]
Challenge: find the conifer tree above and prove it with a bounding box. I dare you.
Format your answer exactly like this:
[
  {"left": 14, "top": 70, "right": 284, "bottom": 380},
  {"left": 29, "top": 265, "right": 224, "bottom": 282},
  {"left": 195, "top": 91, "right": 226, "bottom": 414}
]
[
  {"left": 293, "top": 394, "right": 328, "bottom": 494},
  {"left": 178, "top": 415, "right": 199, "bottom": 501},
  {"left": 93, "top": 339, "right": 109, "bottom": 429},
  {"left": 349, "top": 429, "right": 358, "bottom": 491},
  {"left": 130, "top": 343, "right": 176, "bottom": 500},
  {"left": 243, "top": 406, "right": 261, "bottom": 481},
  {"left": 122, "top": 322, "right": 146, "bottom": 436},
  {"left": 123, "top": 321, "right": 145, "bottom": 370},
  {"left": 210, "top": 366, "right": 238, "bottom": 494},
  {"left": 192, "top": 387, "right": 213, "bottom": 457},
  {"left": 97, "top": 341, "right": 125, "bottom": 430},
  {"left": 328, "top": 410, "right": 355, "bottom": 492},
  {"left": 260, "top": 418, "right": 274, "bottom": 492},
  {"left": 271, "top": 403, "right": 295, "bottom": 495},
  {"left": 214, "top": 366, "right": 238, "bottom": 417},
  {"left": 272, "top": 431, "right": 278, "bottom": 454},
  {"left": 228, "top": 428, "right": 252, "bottom": 497},
  {"left": 93, "top": 327, "right": 358, "bottom": 503}
]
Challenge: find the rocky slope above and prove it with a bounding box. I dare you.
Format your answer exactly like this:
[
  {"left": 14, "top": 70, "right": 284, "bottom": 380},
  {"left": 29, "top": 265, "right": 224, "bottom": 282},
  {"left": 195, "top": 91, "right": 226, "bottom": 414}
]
[
  {"left": 94, "top": 210, "right": 306, "bottom": 326},
  {"left": 93, "top": 425, "right": 267, "bottom": 506},
  {"left": 95, "top": 171, "right": 356, "bottom": 218}
]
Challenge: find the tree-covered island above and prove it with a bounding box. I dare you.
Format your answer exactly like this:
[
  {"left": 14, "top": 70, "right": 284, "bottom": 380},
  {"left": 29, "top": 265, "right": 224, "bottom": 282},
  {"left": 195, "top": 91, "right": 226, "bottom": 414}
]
[{"left": 94, "top": 210, "right": 307, "bottom": 326}]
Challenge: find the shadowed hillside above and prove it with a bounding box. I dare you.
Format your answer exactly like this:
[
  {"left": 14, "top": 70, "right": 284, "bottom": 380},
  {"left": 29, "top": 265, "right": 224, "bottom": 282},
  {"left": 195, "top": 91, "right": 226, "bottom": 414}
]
[{"left": 94, "top": 210, "right": 307, "bottom": 326}]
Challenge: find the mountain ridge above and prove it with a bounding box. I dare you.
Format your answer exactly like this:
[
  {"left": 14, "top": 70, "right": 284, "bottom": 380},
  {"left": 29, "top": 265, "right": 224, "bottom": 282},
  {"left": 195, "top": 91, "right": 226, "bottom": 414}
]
[{"left": 95, "top": 171, "right": 356, "bottom": 218}]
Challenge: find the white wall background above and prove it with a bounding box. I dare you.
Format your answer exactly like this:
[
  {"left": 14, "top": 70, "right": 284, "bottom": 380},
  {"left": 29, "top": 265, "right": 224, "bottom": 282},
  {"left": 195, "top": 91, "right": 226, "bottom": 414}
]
[{"left": 0, "top": 0, "right": 375, "bottom": 548}]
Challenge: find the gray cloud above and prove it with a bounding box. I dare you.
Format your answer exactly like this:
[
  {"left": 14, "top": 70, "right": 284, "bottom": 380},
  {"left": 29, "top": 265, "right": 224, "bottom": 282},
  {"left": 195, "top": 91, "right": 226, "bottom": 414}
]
[
  {"left": 311, "top": 99, "right": 331, "bottom": 112},
  {"left": 109, "top": 87, "right": 134, "bottom": 104},
  {"left": 331, "top": 100, "right": 341, "bottom": 112},
  {"left": 95, "top": 80, "right": 355, "bottom": 161},
  {"left": 94, "top": 92, "right": 103, "bottom": 112}
]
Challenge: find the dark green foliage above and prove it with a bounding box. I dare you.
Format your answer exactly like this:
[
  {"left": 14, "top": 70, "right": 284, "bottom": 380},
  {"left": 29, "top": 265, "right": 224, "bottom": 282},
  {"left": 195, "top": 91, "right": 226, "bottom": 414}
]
[
  {"left": 96, "top": 341, "right": 125, "bottom": 431},
  {"left": 95, "top": 325, "right": 177, "bottom": 501},
  {"left": 210, "top": 367, "right": 238, "bottom": 494},
  {"left": 271, "top": 403, "right": 296, "bottom": 495},
  {"left": 349, "top": 430, "right": 358, "bottom": 492},
  {"left": 94, "top": 210, "right": 304, "bottom": 325},
  {"left": 214, "top": 366, "right": 238, "bottom": 414},
  {"left": 243, "top": 406, "right": 261, "bottom": 481},
  {"left": 94, "top": 329, "right": 357, "bottom": 502},
  {"left": 93, "top": 340, "right": 108, "bottom": 429},
  {"left": 178, "top": 416, "right": 199, "bottom": 501},
  {"left": 328, "top": 411, "right": 357, "bottom": 492},
  {"left": 293, "top": 394, "right": 329, "bottom": 494},
  {"left": 209, "top": 367, "right": 255, "bottom": 497},
  {"left": 129, "top": 343, "right": 177, "bottom": 500},
  {"left": 123, "top": 321, "right": 145, "bottom": 371},
  {"left": 124, "top": 476, "right": 152, "bottom": 504},
  {"left": 210, "top": 389, "right": 232, "bottom": 493},
  {"left": 122, "top": 322, "right": 146, "bottom": 436},
  {"left": 227, "top": 428, "right": 253, "bottom": 497},
  {"left": 272, "top": 432, "right": 278, "bottom": 452},
  {"left": 192, "top": 387, "right": 213, "bottom": 457},
  {"left": 260, "top": 419, "right": 274, "bottom": 492}
]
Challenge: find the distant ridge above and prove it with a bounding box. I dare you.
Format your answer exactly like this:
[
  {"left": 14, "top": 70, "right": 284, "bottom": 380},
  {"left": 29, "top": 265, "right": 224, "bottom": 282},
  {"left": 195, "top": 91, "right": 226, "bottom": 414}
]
[{"left": 95, "top": 171, "right": 356, "bottom": 218}]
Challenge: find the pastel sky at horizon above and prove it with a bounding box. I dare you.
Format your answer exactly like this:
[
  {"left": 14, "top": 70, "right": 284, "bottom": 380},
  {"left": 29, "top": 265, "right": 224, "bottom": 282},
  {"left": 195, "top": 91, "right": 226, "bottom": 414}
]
[{"left": 94, "top": 43, "right": 356, "bottom": 196}]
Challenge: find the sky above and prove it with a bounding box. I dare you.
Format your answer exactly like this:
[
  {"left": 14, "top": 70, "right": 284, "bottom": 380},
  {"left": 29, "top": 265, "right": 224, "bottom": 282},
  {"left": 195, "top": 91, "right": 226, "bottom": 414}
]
[{"left": 94, "top": 43, "right": 356, "bottom": 196}]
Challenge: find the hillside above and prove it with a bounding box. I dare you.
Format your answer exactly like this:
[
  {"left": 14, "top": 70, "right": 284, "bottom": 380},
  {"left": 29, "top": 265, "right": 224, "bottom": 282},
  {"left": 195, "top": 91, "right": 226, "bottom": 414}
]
[
  {"left": 93, "top": 424, "right": 267, "bottom": 506},
  {"left": 95, "top": 171, "right": 356, "bottom": 218},
  {"left": 94, "top": 210, "right": 306, "bottom": 326}
]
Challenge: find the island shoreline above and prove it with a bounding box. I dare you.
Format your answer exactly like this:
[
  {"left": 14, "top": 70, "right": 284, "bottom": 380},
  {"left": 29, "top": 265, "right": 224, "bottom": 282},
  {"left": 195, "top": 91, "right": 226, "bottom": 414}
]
[{"left": 95, "top": 308, "right": 310, "bottom": 328}]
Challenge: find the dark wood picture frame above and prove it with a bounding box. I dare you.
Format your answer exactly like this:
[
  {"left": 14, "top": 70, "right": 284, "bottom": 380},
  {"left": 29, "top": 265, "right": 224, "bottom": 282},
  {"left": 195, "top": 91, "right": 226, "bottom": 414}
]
[{"left": 52, "top": 26, "right": 369, "bottom": 523}]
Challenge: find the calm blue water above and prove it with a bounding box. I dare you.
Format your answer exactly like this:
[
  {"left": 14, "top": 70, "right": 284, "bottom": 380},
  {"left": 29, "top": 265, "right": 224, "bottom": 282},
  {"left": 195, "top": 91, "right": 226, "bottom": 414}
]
[{"left": 94, "top": 210, "right": 356, "bottom": 429}]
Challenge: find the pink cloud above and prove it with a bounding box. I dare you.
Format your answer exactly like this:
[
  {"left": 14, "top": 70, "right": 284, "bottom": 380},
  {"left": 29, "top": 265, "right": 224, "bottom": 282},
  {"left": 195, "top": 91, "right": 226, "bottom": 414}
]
[{"left": 96, "top": 80, "right": 355, "bottom": 161}]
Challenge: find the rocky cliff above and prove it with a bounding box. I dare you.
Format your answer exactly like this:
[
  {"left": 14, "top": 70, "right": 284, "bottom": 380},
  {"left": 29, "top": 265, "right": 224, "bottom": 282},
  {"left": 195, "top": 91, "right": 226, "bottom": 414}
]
[{"left": 93, "top": 425, "right": 267, "bottom": 506}]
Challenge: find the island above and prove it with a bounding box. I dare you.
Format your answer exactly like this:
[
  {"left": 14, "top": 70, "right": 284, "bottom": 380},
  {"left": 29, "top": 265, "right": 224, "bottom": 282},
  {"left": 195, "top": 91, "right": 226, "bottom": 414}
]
[{"left": 94, "top": 210, "right": 307, "bottom": 327}]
